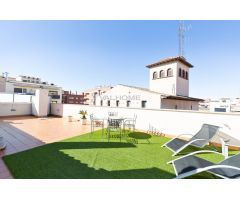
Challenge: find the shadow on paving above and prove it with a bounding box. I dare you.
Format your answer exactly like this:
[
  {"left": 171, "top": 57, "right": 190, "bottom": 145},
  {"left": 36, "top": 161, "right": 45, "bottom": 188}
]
[{"left": 3, "top": 141, "right": 174, "bottom": 179}]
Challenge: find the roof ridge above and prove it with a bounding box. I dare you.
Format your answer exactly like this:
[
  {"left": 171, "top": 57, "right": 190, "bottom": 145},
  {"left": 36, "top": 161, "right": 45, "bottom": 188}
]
[{"left": 146, "top": 56, "right": 193, "bottom": 68}]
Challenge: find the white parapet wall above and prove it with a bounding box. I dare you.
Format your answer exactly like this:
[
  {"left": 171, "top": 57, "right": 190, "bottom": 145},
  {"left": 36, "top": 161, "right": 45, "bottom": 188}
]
[
  {"left": 32, "top": 89, "right": 50, "bottom": 117},
  {"left": 51, "top": 103, "right": 240, "bottom": 144},
  {"left": 0, "top": 102, "right": 32, "bottom": 116}
]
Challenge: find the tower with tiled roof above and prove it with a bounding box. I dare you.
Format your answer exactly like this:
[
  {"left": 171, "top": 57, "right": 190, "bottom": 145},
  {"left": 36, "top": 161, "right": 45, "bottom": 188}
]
[{"left": 146, "top": 56, "right": 193, "bottom": 97}]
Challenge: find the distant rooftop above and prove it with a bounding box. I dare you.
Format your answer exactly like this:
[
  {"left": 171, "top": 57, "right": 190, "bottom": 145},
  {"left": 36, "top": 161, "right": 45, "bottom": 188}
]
[
  {"left": 84, "top": 86, "right": 113, "bottom": 93},
  {"left": 146, "top": 56, "right": 194, "bottom": 68}
]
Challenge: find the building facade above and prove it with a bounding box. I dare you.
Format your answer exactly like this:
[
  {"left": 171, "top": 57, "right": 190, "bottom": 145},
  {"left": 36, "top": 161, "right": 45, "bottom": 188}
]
[
  {"left": 96, "top": 56, "right": 202, "bottom": 110},
  {"left": 147, "top": 56, "right": 192, "bottom": 96},
  {"left": 0, "top": 75, "right": 62, "bottom": 103},
  {"left": 62, "top": 91, "right": 85, "bottom": 104},
  {"left": 84, "top": 86, "right": 113, "bottom": 105},
  {"left": 200, "top": 98, "right": 240, "bottom": 113}
]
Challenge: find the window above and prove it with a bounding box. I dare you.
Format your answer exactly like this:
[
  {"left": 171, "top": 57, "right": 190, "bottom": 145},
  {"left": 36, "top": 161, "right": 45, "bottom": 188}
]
[
  {"left": 116, "top": 100, "right": 119, "bottom": 107},
  {"left": 167, "top": 68, "right": 173, "bottom": 77},
  {"left": 182, "top": 70, "right": 185, "bottom": 78},
  {"left": 178, "top": 68, "right": 182, "bottom": 77},
  {"left": 51, "top": 95, "right": 60, "bottom": 99},
  {"left": 153, "top": 71, "right": 157, "bottom": 79},
  {"left": 126, "top": 100, "right": 131, "bottom": 107},
  {"left": 107, "top": 100, "right": 110, "bottom": 107},
  {"left": 100, "top": 100, "right": 103, "bottom": 106},
  {"left": 23, "top": 89, "right": 27, "bottom": 93},
  {"left": 215, "top": 108, "right": 226, "bottom": 112},
  {"left": 141, "top": 101, "right": 147, "bottom": 108},
  {"left": 14, "top": 88, "right": 23, "bottom": 93},
  {"left": 159, "top": 70, "right": 165, "bottom": 78},
  {"left": 185, "top": 71, "right": 188, "bottom": 80}
]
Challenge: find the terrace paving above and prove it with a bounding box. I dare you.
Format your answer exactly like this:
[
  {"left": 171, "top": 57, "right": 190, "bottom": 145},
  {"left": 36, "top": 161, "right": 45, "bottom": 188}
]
[{"left": 0, "top": 116, "right": 98, "bottom": 179}]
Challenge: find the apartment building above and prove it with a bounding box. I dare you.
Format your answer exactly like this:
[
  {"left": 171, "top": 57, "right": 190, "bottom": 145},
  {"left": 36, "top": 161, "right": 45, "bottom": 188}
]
[
  {"left": 200, "top": 98, "right": 240, "bottom": 113},
  {"left": 84, "top": 86, "right": 113, "bottom": 105},
  {"left": 62, "top": 91, "right": 85, "bottom": 104},
  {"left": 0, "top": 75, "right": 62, "bottom": 103}
]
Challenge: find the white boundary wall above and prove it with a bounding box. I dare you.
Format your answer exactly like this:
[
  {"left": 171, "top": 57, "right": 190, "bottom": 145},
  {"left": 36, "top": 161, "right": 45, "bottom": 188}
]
[
  {"left": 0, "top": 93, "right": 33, "bottom": 103},
  {"left": 0, "top": 103, "right": 32, "bottom": 116},
  {"left": 51, "top": 103, "right": 240, "bottom": 143}
]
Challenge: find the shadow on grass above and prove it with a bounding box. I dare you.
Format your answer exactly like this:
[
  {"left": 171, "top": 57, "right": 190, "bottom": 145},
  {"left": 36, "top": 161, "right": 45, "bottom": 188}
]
[
  {"left": 127, "top": 132, "right": 152, "bottom": 144},
  {"left": 3, "top": 141, "right": 175, "bottom": 179}
]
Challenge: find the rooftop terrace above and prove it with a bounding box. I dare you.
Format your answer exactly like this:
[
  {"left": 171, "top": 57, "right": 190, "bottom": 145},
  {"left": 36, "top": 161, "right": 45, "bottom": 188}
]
[{"left": 0, "top": 116, "right": 239, "bottom": 179}]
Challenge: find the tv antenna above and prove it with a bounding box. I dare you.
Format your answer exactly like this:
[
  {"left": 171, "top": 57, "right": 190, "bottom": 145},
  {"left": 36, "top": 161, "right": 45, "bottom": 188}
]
[
  {"left": 2, "top": 72, "right": 9, "bottom": 79},
  {"left": 178, "top": 21, "right": 191, "bottom": 58}
]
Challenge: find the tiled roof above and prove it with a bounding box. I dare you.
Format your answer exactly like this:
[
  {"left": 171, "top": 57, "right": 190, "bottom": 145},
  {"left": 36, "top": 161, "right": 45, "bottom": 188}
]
[
  {"left": 146, "top": 56, "right": 194, "bottom": 68},
  {"left": 162, "top": 95, "right": 203, "bottom": 102}
]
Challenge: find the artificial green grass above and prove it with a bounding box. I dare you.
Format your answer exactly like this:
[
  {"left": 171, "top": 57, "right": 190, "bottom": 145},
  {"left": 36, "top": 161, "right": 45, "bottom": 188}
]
[{"left": 3, "top": 130, "right": 239, "bottom": 179}]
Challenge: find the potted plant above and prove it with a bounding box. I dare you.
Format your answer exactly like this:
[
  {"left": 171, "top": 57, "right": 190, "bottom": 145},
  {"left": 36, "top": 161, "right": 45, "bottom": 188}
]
[{"left": 79, "top": 110, "right": 87, "bottom": 125}]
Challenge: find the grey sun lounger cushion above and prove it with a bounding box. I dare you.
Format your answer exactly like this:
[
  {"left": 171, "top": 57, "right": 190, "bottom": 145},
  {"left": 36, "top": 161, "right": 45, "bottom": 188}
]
[
  {"left": 172, "top": 153, "right": 240, "bottom": 179},
  {"left": 165, "top": 124, "right": 220, "bottom": 154},
  {"left": 166, "top": 138, "right": 189, "bottom": 152},
  {"left": 0, "top": 136, "right": 6, "bottom": 150}
]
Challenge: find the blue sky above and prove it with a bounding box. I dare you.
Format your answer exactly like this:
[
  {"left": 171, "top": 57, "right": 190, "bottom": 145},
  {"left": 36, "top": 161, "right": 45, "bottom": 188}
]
[{"left": 0, "top": 20, "right": 239, "bottom": 99}]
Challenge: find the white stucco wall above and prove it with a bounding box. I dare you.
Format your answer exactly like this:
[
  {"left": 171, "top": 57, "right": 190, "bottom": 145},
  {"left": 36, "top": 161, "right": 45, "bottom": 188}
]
[
  {"left": 209, "top": 101, "right": 231, "bottom": 112},
  {"left": 32, "top": 89, "right": 50, "bottom": 117},
  {"left": 0, "top": 77, "right": 6, "bottom": 92},
  {"left": 176, "top": 62, "right": 189, "bottom": 96},
  {"left": 96, "top": 85, "right": 162, "bottom": 109},
  {"left": 5, "top": 82, "right": 14, "bottom": 93},
  {"left": 161, "top": 99, "right": 199, "bottom": 110},
  {"left": 149, "top": 62, "right": 177, "bottom": 95},
  {"left": 51, "top": 103, "right": 240, "bottom": 145},
  {"left": 0, "top": 93, "right": 32, "bottom": 103},
  {"left": 0, "top": 103, "right": 32, "bottom": 116}
]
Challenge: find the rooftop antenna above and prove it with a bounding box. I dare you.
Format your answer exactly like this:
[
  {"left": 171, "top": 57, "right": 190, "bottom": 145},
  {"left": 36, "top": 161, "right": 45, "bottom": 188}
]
[
  {"left": 2, "top": 72, "right": 9, "bottom": 80},
  {"left": 178, "top": 21, "right": 191, "bottom": 58}
]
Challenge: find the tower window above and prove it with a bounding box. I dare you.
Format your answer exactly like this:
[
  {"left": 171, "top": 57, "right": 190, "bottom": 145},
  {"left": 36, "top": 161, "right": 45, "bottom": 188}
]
[
  {"left": 178, "top": 68, "right": 182, "bottom": 77},
  {"left": 107, "top": 100, "right": 110, "bottom": 106},
  {"left": 160, "top": 70, "right": 165, "bottom": 78},
  {"left": 167, "top": 68, "right": 173, "bottom": 77},
  {"left": 116, "top": 100, "right": 119, "bottom": 107},
  {"left": 100, "top": 100, "right": 103, "bottom": 106},
  {"left": 153, "top": 71, "right": 157, "bottom": 79},
  {"left": 186, "top": 71, "right": 188, "bottom": 80},
  {"left": 182, "top": 70, "right": 185, "bottom": 78}
]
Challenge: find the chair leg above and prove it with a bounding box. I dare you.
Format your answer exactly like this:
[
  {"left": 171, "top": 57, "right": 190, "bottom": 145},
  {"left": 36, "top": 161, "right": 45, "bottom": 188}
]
[
  {"left": 90, "top": 123, "right": 93, "bottom": 138},
  {"left": 120, "top": 128, "right": 122, "bottom": 142},
  {"left": 107, "top": 129, "right": 110, "bottom": 142}
]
